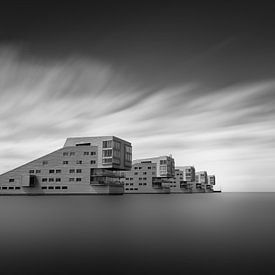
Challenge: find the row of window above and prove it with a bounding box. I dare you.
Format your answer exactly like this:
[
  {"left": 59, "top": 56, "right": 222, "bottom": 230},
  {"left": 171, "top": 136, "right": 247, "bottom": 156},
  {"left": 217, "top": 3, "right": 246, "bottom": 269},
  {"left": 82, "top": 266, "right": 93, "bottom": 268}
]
[
  {"left": 0, "top": 186, "right": 21, "bottom": 190},
  {"left": 133, "top": 172, "right": 156, "bottom": 176},
  {"left": 125, "top": 188, "right": 138, "bottom": 191},
  {"left": 63, "top": 152, "right": 96, "bottom": 156},
  {"left": 134, "top": 166, "right": 154, "bottom": 170},
  {"left": 42, "top": 160, "right": 96, "bottom": 165},
  {"left": 42, "top": 178, "right": 61, "bottom": 182},
  {"left": 41, "top": 186, "right": 68, "bottom": 190},
  {"left": 125, "top": 177, "right": 147, "bottom": 180},
  {"left": 29, "top": 168, "right": 84, "bottom": 174},
  {"left": 41, "top": 178, "right": 82, "bottom": 182},
  {"left": 125, "top": 183, "right": 147, "bottom": 186}
]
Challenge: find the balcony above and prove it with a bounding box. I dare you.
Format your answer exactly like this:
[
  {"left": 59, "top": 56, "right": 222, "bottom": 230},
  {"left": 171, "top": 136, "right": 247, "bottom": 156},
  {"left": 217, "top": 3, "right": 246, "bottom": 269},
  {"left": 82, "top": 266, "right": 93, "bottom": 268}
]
[
  {"left": 152, "top": 178, "right": 170, "bottom": 189},
  {"left": 90, "top": 175, "right": 122, "bottom": 186}
]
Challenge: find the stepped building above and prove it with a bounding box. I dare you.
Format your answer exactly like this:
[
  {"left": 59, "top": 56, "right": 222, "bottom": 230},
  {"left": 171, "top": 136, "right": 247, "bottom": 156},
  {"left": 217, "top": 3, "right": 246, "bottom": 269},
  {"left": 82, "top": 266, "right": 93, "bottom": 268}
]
[
  {"left": 0, "top": 136, "right": 132, "bottom": 195},
  {"left": 120, "top": 156, "right": 175, "bottom": 193}
]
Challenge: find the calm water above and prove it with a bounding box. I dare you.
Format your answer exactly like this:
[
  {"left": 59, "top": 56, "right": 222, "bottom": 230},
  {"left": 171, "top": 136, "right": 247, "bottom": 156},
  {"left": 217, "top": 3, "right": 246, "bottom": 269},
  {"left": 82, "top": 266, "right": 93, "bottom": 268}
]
[{"left": 1, "top": 193, "right": 275, "bottom": 274}]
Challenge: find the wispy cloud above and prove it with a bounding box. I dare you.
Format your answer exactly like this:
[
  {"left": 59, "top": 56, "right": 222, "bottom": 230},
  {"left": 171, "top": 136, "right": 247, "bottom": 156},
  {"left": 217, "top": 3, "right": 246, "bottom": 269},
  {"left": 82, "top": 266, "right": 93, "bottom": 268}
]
[{"left": 0, "top": 47, "right": 275, "bottom": 191}]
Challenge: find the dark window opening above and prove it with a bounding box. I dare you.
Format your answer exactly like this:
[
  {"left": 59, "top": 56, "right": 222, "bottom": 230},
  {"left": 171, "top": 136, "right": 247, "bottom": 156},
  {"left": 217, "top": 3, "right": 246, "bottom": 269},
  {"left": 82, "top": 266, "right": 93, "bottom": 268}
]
[{"left": 76, "top": 143, "right": 91, "bottom": 146}]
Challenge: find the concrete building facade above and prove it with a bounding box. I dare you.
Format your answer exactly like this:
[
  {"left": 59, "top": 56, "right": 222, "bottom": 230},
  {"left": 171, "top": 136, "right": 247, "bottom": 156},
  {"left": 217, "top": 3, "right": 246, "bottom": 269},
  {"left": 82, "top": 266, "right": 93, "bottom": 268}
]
[
  {"left": 0, "top": 136, "right": 132, "bottom": 195},
  {"left": 195, "top": 171, "right": 213, "bottom": 192},
  {"left": 121, "top": 156, "right": 175, "bottom": 193}
]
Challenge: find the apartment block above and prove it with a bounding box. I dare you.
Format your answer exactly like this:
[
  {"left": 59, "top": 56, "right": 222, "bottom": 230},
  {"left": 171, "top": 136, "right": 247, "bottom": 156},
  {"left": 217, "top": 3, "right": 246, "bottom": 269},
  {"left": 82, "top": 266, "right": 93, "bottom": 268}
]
[
  {"left": 121, "top": 155, "right": 175, "bottom": 193},
  {"left": 0, "top": 136, "right": 132, "bottom": 195},
  {"left": 195, "top": 171, "right": 212, "bottom": 192},
  {"left": 168, "top": 169, "right": 191, "bottom": 193}
]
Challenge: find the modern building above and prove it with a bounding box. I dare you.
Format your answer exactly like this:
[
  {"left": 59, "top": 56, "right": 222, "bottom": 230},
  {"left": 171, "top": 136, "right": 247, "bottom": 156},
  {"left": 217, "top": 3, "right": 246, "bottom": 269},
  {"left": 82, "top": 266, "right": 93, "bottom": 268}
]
[
  {"left": 168, "top": 169, "right": 191, "bottom": 193},
  {"left": 121, "top": 155, "right": 175, "bottom": 193},
  {"left": 0, "top": 136, "right": 132, "bottom": 195},
  {"left": 208, "top": 175, "right": 216, "bottom": 186},
  {"left": 195, "top": 171, "right": 213, "bottom": 192}
]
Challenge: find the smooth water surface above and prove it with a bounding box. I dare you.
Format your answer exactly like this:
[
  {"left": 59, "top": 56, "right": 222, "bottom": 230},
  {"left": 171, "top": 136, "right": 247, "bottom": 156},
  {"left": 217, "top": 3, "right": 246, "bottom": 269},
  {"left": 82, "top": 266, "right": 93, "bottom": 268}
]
[{"left": 1, "top": 193, "right": 275, "bottom": 274}]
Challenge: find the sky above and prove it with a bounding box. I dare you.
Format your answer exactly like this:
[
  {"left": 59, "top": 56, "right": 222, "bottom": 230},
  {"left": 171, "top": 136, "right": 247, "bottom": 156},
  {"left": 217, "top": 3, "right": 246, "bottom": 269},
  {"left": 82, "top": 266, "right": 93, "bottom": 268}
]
[{"left": 0, "top": 3, "right": 275, "bottom": 191}]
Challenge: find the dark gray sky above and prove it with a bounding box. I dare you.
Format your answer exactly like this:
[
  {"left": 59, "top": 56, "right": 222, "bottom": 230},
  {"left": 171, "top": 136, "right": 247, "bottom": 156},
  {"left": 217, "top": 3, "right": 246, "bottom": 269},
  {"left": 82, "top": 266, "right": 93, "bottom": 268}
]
[{"left": 0, "top": 3, "right": 275, "bottom": 191}]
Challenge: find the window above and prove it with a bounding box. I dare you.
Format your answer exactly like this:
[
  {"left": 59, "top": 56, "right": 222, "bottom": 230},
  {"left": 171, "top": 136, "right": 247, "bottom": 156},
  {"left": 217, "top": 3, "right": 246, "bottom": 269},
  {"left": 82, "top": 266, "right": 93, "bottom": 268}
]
[
  {"left": 125, "top": 188, "right": 129, "bottom": 190},
  {"left": 138, "top": 167, "right": 142, "bottom": 169},
  {"left": 42, "top": 161, "right": 48, "bottom": 165},
  {"left": 36, "top": 170, "right": 41, "bottom": 173},
  {"left": 55, "top": 186, "right": 61, "bottom": 190},
  {"left": 125, "top": 145, "right": 132, "bottom": 162},
  {"left": 126, "top": 183, "right": 129, "bottom": 186},
  {"left": 113, "top": 150, "right": 121, "bottom": 158},
  {"left": 63, "top": 152, "right": 69, "bottom": 156},
  {"left": 134, "top": 172, "right": 138, "bottom": 175},
  {"left": 91, "top": 152, "right": 96, "bottom": 156},
  {"left": 69, "top": 169, "right": 75, "bottom": 173},
  {"left": 2, "top": 187, "right": 7, "bottom": 190},
  {"left": 103, "top": 149, "right": 112, "bottom": 157},
  {"left": 160, "top": 160, "right": 167, "bottom": 165},
  {"left": 139, "top": 183, "right": 142, "bottom": 185},
  {"left": 56, "top": 178, "right": 61, "bottom": 182},
  {"left": 76, "top": 160, "right": 82, "bottom": 164},
  {"left": 41, "top": 186, "right": 47, "bottom": 190},
  {"left": 76, "top": 143, "right": 91, "bottom": 146},
  {"left": 56, "top": 169, "right": 61, "bottom": 173},
  {"left": 8, "top": 187, "right": 14, "bottom": 190},
  {"left": 15, "top": 186, "right": 20, "bottom": 190},
  {"left": 42, "top": 178, "right": 47, "bottom": 182},
  {"left": 103, "top": 140, "right": 112, "bottom": 148},
  {"left": 143, "top": 183, "right": 147, "bottom": 186},
  {"left": 48, "top": 186, "right": 54, "bottom": 190},
  {"left": 70, "top": 152, "right": 75, "bottom": 156},
  {"left": 49, "top": 170, "right": 54, "bottom": 174},
  {"left": 139, "top": 177, "right": 142, "bottom": 180},
  {"left": 84, "top": 152, "right": 89, "bottom": 155},
  {"left": 130, "top": 188, "right": 133, "bottom": 190},
  {"left": 9, "top": 179, "right": 15, "bottom": 182},
  {"left": 143, "top": 177, "right": 147, "bottom": 180},
  {"left": 130, "top": 178, "right": 133, "bottom": 180},
  {"left": 148, "top": 167, "right": 151, "bottom": 169},
  {"left": 114, "top": 141, "right": 121, "bottom": 150},
  {"left": 130, "top": 183, "right": 133, "bottom": 186},
  {"left": 63, "top": 161, "right": 69, "bottom": 165},
  {"left": 62, "top": 186, "right": 68, "bottom": 189},
  {"left": 134, "top": 188, "right": 138, "bottom": 190},
  {"left": 49, "top": 178, "right": 54, "bottom": 182},
  {"left": 76, "top": 169, "right": 82, "bottom": 173},
  {"left": 29, "top": 170, "right": 34, "bottom": 174},
  {"left": 90, "top": 160, "right": 96, "bottom": 164},
  {"left": 69, "top": 178, "right": 74, "bottom": 182},
  {"left": 125, "top": 146, "right": 132, "bottom": 153},
  {"left": 76, "top": 178, "right": 82, "bottom": 182},
  {"left": 134, "top": 167, "right": 138, "bottom": 170},
  {"left": 102, "top": 158, "right": 112, "bottom": 164},
  {"left": 143, "top": 172, "right": 147, "bottom": 175}
]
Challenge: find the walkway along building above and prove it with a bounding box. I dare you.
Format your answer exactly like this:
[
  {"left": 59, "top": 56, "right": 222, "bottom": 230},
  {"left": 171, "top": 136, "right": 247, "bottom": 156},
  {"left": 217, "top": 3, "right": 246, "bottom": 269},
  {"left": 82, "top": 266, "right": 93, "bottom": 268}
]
[
  {"left": 0, "top": 136, "right": 132, "bottom": 195},
  {"left": 120, "top": 156, "right": 175, "bottom": 193}
]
